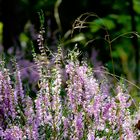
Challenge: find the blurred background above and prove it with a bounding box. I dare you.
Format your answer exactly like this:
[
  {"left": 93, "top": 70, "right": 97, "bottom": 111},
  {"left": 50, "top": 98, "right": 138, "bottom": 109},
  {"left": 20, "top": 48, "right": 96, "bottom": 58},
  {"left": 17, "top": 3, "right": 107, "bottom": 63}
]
[{"left": 0, "top": 0, "right": 140, "bottom": 88}]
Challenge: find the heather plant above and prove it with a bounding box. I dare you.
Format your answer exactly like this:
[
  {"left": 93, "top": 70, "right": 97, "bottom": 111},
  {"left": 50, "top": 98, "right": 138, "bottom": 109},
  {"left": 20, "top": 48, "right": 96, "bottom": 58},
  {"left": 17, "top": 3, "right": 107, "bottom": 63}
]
[
  {"left": 0, "top": 40, "right": 140, "bottom": 140},
  {"left": 0, "top": 16, "right": 140, "bottom": 139}
]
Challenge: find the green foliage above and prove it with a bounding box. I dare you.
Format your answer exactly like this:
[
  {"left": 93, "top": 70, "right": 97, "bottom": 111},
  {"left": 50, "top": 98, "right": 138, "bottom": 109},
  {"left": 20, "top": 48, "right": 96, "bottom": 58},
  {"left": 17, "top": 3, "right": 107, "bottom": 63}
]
[
  {"left": 90, "top": 18, "right": 115, "bottom": 32},
  {"left": 38, "top": 10, "right": 45, "bottom": 29},
  {"left": 34, "top": 0, "right": 57, "bottom": 10},
  {"left": 134, "top": 0, "right": 140, "bottom": 14}
]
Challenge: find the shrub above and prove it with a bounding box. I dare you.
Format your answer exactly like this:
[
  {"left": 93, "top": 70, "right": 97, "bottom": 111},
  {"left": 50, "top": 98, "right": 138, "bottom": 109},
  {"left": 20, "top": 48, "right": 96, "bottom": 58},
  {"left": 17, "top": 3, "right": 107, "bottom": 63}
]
[{"left": 0, "top": 29, "right": 140, "bottom": 140}]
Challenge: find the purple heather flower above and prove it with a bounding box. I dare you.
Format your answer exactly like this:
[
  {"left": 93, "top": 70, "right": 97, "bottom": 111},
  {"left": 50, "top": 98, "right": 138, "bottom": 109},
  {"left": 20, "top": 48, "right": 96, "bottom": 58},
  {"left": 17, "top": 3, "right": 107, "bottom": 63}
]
[
  {"left": 123, "top": 126, "right": 135, "bottom": 140},
  {"left": 0, "top": 127, "right": 4, "bottom": 138},
  {"left": 100, "top": 80, "right": 110, "bottom": 97},
  {"left": 90, "top": 94, "right": 102, "bottom": 123},
  {"left": 25, "top": 126, "right": 32, "bottom": 140},
  {"left": 88, "top": 135, "right": 95, "bottom": 140},
  {"left": 32, "top": 119, "right": 39, "bottom": 140},
  {"left": 102, "top": 102, "right": 112, "bottom": 120},
  {"left": 74, "top": 113, "right": 83, "bottom": 139},
  {"left": 116, "top": 86, "right": 131, "bottom": 108},
  {"left": 35, "top": 94, "right": 43, "bottom": 125},
  {"left": 24, "top": 96, "right": 35, "bottom": 125},
  {"left": 0, "top": 70, "right": 16, "bottom": 120},
  {"left": 4, "top": 126, "right": 23, "bottom": 140},
  {"left": 67, "top": 87, "right": 76, "bottom": 110},
  {"left": 63, "top": 117, "right": 69, "bottom": 138}
]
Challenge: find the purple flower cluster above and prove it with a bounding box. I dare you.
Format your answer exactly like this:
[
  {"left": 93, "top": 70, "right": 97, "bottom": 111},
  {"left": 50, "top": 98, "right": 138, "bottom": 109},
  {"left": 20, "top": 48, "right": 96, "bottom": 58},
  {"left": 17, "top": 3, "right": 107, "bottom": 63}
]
[{"left": 0, "top": 48, "right": 139, "bottom": 140}]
